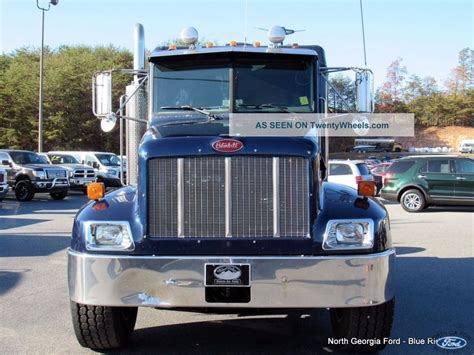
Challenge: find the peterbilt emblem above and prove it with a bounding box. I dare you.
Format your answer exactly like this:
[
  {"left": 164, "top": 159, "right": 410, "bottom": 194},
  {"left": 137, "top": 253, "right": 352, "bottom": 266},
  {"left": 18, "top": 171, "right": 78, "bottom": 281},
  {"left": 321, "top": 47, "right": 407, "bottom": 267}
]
[
  {"left": 213, "top": 265, "right": 242, "bottom": 280},
  {"left": 212, "top": 139, "right": 243, "bottom": 153}
]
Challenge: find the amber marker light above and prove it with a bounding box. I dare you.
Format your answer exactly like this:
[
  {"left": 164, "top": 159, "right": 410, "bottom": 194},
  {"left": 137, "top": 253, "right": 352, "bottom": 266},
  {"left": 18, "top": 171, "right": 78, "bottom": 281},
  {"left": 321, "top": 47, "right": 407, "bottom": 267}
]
[
  {"left": 357, "top": 181, "right": 376, "bottom": 197},
  {"left": 229, "top": 40, "right": 237, "bottom": 47},
  {"left": 87, "top": 182, "right": 105, "bottom": 200}
]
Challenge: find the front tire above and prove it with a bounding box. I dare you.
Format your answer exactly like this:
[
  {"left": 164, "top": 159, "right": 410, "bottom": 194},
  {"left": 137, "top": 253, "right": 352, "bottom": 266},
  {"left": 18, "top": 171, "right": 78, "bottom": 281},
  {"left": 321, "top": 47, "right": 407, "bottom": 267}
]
[
  {"left": 50, "top": 191, "right": 68, "bottom": 200},
  {"left": 70, "top": 301, "right": 137, "bottom": 351},
  {"left": 15, "top": 180, "right": 35, "bottom": 201},
  {"left": 330, "top": 299, "right": 395, "bottom": 352},
  {"left": 400, "top": 189, "right": 426, "bottom": 212}
]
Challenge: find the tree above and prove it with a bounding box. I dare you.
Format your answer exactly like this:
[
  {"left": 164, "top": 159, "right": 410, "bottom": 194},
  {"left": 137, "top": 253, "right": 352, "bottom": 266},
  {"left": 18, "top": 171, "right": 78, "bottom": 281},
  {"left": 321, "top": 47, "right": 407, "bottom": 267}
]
[
  {"left": 445, "top": 47, "right": 473, "bottom": 94},
  {"left": 379, "top": 58, "right": 407, "bottom": 103},
  {"left": 328, "top": 74, "right": 356, "bottom": 112},
  {"left": 0, "top": 46, "right": 133, "bottom": 151}
]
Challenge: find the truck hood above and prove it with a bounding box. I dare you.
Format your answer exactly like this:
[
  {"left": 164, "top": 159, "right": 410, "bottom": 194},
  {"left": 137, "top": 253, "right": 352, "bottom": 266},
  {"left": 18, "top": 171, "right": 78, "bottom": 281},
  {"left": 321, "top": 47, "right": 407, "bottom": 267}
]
[
  {"left": 22, "top": 164, "right": 66, "bottom": 170},
  {"left": 54, "top": 164, "right": 94, "bottom": 171}
]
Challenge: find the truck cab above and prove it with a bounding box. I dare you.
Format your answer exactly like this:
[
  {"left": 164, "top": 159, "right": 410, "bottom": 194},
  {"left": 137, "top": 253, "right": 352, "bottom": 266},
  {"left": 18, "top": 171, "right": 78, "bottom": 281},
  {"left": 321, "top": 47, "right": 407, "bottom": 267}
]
[{"left": 68, "top": 26, "right": 395, "bottom": 352}]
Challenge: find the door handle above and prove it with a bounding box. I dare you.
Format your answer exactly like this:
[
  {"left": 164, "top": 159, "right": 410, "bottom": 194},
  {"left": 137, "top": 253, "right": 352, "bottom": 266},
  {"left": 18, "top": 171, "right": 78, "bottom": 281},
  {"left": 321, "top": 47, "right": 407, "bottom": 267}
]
[
  {"left": 418, "top": 175, "right": 427, "bottom": 179},
  {"left": 456, "top": 176, "right": 466, "bottom": 180}
]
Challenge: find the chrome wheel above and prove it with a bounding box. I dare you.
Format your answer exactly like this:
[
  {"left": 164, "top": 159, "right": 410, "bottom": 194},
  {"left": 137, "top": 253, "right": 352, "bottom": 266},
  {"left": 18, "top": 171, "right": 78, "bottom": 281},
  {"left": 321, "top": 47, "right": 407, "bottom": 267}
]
[{"left": 403, "top": 193, "right": 421, "bottom": 210}]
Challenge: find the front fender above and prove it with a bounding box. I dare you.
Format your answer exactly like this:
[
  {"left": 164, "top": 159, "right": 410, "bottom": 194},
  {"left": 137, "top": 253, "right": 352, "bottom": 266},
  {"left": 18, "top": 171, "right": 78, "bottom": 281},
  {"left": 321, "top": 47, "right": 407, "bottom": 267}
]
[
  {"left": 71, "top": 186, "right": 142, "bottom": 252},
  {"left": 313, "top": 182, "right": 392, "bottom": 254}
]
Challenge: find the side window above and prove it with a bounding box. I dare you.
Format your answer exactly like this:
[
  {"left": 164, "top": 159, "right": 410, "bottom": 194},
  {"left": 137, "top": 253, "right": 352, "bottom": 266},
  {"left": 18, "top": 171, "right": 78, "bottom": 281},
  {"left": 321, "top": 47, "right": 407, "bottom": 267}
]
[
  {"left": 0, "top": 152, "right": 10, "bottom": 165},
  {"left": 85, "top": 155, "right": 95, "bottom": 167},
  {"left": 387, "top": 161, "right": 415, "bottom": 174},
  {"left": 455, "top": 159, "right": 474, "bottom": 174},
  {"left": 419, "top": 162, "right": 427, "bottom": 173},
  {"left": 329, "top": 164, "right": 353, "bottom": 176},
  {"left": 427, "top": 160, "right": 451, "bottom": 173}
]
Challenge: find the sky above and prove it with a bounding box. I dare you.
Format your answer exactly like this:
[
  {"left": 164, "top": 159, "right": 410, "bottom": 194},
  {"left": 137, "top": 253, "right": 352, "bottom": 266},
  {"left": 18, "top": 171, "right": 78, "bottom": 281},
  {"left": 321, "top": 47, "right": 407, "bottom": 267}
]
[{"left": 1, "top": 0, "right": 472, "bottom": 88}]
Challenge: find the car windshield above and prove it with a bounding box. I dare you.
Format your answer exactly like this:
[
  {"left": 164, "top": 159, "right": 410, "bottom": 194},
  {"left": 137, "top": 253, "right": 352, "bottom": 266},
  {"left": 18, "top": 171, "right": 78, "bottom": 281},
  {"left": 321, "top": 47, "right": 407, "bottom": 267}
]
[
  {"left": 152, "top": 53, "right": 314, "bottom": 114},
  {"left": 49, "top": 154, "right": 79, "bottom": 164},
  {"left": 95, "top": 154, "right": 120, "bottom": 167},
  {"left": 10, "top": 151, "right": 47, "bottom": 165}
]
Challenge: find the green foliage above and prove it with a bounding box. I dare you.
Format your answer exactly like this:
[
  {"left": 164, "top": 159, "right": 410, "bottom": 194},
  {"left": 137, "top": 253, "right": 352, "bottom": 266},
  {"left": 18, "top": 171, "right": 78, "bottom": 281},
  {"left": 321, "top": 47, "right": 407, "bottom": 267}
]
[
  {"left": 0, "top": 46, "right": 132, "bottom": 151},
  {"left": 328, "top": 74, "right": 356, "bottom": 112},
  {"left": 375, "top": 48, "right": 473, "bottom": 127}
]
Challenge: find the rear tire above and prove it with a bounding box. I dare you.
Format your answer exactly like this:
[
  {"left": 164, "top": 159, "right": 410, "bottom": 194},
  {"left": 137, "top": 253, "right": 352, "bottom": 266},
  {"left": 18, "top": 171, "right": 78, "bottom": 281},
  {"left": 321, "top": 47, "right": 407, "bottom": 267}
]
[
  {"left": 14, "top": 180, "right": 35, "bottom": 201},
  {"left": 50, "top": 191, "right": 68, "bottom": 200},
  {"left": 330, "top": 299, "right": 395, "bottom": 352},
  {"left": 400, "top": 189, "right": 426, "bottom": 212},
  {"left": 70, "top": 301, "right": 137, "bottom": 351}
]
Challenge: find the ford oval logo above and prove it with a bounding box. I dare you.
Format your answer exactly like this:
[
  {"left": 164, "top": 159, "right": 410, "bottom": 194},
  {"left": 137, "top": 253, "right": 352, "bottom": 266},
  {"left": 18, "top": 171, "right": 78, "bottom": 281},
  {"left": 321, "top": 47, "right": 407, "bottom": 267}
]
[
  {"left": 213, "top": 265, "right": 242, "bottom": 280},
  {"left": 435, "top": 336, "right": 467, "bottom": 350},
  {"left": 212, "top": 139, "right": 243, "bottom": 153}
]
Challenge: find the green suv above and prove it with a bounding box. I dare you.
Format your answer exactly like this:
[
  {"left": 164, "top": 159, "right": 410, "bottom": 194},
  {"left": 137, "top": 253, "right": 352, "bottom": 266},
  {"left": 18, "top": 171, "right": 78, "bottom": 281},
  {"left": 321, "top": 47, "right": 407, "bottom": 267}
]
[{"left": 381, "top": 156, "right": 474, "bottom": 212}]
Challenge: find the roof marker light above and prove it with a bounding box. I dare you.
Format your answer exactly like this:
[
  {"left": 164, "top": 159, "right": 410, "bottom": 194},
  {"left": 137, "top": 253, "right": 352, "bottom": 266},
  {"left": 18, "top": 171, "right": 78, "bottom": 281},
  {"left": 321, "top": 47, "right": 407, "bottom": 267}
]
[
  {"left": 168, "top": 43, "right": 177, "bottom": 50},
  {"left": 206, "top": 42, "right": 214, "bottom": 48},
  {"left": 253, "top": 41, "right": 261, "bottom": 47},
  {"left": 229, "top": 40, "right": 237, "bottom": 47}
]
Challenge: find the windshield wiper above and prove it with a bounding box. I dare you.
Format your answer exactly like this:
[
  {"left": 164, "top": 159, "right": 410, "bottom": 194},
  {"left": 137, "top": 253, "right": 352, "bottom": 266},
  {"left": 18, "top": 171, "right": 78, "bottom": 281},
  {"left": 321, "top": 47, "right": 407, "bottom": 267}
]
[
  {"left": 237, "top": 103, "right": 289, "bottom": 113},
  {"left": 160, "top": 105, "right": 223, "bottom": 120}
]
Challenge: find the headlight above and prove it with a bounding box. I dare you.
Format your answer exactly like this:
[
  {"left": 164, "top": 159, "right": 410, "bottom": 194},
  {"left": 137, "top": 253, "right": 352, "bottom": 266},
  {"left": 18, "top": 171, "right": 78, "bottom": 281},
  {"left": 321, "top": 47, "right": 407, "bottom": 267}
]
[
  {"left": 323, "top": 219, "right": 374, "bottom": 250},
  {"left": 85, "top": 221, "right": 134, "bottom": 251},
  {"left": 32, "top": 170, "right": 46, "bottom": 179},
  {"left": 69, "top": 171, "right": 74, "bottom": 177}
]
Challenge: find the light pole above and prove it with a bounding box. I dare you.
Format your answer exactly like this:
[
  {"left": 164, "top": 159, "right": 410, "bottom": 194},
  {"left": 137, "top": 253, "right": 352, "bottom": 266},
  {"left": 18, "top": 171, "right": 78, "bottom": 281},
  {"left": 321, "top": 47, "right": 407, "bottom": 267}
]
[{"left": 36, "top": 0, "right": 59, "bottom": 153}]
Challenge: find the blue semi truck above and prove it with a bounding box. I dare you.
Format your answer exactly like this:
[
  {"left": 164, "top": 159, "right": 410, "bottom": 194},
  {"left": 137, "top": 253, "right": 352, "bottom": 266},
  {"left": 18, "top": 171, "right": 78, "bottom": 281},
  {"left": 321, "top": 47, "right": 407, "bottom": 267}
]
[{"left": 68, "top": 25, "right": 395, "bottom": 352}]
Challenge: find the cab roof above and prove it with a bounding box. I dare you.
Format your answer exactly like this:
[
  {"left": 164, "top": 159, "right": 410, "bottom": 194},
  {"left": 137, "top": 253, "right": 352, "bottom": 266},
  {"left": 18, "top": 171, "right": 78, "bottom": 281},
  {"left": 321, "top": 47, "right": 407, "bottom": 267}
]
[{"left": 150, "top": 44, "right": 319, "bottom": 60}]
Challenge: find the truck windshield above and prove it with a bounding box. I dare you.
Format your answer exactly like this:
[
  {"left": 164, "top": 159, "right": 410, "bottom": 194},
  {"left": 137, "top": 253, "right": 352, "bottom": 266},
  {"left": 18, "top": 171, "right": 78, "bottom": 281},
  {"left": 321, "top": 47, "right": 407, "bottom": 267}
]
[
  {"left": 95, "top": 154, "right": 120, "bottom": 167},
  {"left": 234, "top": 60, "right": 313, "bottom": 113},
  {"left": 152, "top": 53, "right": 314, "bottom": 115},
  {"left": 154, "top": 66, "right": 229, "bottom": 111},
  {"left": 49, "top": 154, "right": 79, "bottom": 164},
  {"left": 10, "top": 151, "right": 47, "bottom": 165}
]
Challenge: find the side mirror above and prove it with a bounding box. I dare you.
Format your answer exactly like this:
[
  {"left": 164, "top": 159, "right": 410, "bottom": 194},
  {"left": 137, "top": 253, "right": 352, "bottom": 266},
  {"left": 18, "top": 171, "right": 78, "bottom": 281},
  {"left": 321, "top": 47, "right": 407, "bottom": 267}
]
[
  {"left": 355, "top": 70, "right": 374, "bottom": 113},
  {"left": 92, "top": 72, "right": 112, "bottom": 117},
  {"left": 92, "top": 162, "right": 100, "bottom": 169},
  {"left": 1, "top": 160, "right": 12, "bottom": 167}
]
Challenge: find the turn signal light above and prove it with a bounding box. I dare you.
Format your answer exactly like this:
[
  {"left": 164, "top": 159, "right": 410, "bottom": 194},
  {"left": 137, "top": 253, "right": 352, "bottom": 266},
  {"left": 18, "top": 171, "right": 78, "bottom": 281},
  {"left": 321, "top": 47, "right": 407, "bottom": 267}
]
[
  {"left": 87, "top": 182, "right": 105, "bottom": 200},
  {"left": 357, "top": 181, "right": 376, "bottom": 197}
]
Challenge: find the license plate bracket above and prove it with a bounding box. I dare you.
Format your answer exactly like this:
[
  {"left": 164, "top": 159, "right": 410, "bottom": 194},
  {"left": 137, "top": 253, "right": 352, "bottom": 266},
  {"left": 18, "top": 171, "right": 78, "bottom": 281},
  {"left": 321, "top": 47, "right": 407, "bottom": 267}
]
[{"left": 205, "top": 263, "right": 250, "bottom": 287}]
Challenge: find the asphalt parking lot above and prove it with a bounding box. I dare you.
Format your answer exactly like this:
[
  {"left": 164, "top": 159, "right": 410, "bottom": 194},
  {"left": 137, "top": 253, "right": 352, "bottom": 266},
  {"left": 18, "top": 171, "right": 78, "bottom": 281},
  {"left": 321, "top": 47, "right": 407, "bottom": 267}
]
[{"left": 0, "top": 192, "right": 472, "bottom": 354}]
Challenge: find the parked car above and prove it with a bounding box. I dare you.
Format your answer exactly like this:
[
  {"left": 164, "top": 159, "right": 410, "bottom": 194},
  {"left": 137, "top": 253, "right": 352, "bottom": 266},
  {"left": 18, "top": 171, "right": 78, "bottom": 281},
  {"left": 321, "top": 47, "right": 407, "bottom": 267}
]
[
  {"left": 48, "top": 151, "right": 123, "bottom": 187},
  {"left": 459, "top": 143, "right": 474, "bottom": 154},
  {"left": 370, "top": 162, "right": 392, "bottom": 195},
  {"left": 0, "top": 150, "right": 69, "bottom": 201},
  {"left": 351, "top": 145, "right": 384, "bottom": 153},
  {"left": 364, "top": 158, "right": 381, "bottom": 170},
  {"left": 381, "top": 156, "right": 474, "bottom": 212},
  {"left": 0, "top": 167, "right": 9, "bottom": 201},
  {"left": 328, "top": 160, "right": 374, "bottom": 190},
  {"left": 39, "top": 153, "right": 97, "bottom": 194}
]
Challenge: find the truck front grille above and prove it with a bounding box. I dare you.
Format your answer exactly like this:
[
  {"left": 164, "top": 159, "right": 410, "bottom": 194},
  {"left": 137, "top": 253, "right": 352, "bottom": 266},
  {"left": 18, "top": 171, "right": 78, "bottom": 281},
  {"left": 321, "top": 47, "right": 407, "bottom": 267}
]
[
  {"left": 148, "top": 156, "right": 310, "bottom": 238},
  {"left": 46, "top": 169, "right": 66, "bottom": 179},
  {"left": 0, "top": 172, "right": 4, "bottom": 183},
  {"left": 73, "top": 169, "right": 95, "bottom": 178}
]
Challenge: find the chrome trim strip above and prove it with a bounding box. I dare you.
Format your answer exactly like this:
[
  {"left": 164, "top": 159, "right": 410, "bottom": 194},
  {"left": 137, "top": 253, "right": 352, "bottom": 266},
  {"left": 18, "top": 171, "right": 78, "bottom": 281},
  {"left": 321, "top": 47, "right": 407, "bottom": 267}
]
[
  {"left": 68, "top": 248, "right": 395, "bottom": 308},
  {"left": 273, "top": 157, "right": 280, "bottom": 237},
  {"left": 225, "top": 157, "right": 232, "bottom": 237},
  {"left": 177, "top": 158, "right": 185, "bottom": 238}
]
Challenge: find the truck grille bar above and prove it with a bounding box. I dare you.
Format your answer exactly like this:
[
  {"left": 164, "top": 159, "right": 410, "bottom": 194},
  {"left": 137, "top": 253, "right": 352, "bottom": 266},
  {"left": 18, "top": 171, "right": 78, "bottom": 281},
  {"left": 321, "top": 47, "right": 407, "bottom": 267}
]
[{"left": 148, "top": 156, "right": 309, "bottom": 238}]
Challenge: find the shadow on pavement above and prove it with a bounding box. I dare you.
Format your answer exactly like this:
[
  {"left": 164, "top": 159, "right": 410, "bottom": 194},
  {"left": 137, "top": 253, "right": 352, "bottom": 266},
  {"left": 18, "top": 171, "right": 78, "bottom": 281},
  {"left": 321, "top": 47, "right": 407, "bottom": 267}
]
[
  {"left": 0, "top": 269, "right": 30, "bottom": 295},
  {"left": 0, "top": 218, "right": 51, "bottom": 231},
  {"left": 0, "top": 194, "right": 88, "bottom": 216},
  {"left": 394, "top": 246, "right": 426, "bottom": 255},
  {"left": 115, "top": 310, "right": 332, "bottom": 355},
  {"left": 0, "top": 234, "right": 70, "bottom": 257}
]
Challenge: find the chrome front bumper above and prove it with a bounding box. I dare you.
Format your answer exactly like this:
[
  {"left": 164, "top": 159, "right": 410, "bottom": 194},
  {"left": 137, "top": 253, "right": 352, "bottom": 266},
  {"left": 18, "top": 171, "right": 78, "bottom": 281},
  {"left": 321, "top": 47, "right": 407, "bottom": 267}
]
[
  {"left": 68, "top": 248, "right": 395, "bottom": 308},
  {"left": 0, "top": 184, "right": 8, "bottom": 196}
]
